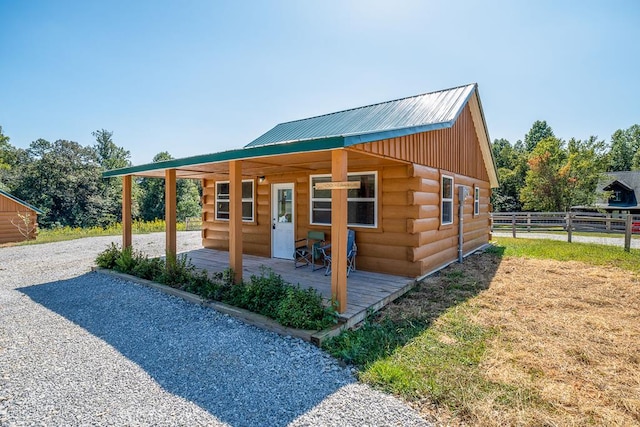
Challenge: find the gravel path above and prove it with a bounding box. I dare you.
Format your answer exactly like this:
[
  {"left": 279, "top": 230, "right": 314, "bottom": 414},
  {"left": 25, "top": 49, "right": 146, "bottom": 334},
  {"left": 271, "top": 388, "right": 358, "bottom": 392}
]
[
  {"left": 0, "top": 232, "right": 429, "bottom": 426},
  {"left": 492, "top": 230, "right": 640, "bottom": 249}
]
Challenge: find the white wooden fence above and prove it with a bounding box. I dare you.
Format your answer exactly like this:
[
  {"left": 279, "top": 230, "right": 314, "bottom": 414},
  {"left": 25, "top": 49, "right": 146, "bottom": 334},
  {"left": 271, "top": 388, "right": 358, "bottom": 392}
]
[{"left": 491, "top": 212, "right": 640, "bottom": 252}]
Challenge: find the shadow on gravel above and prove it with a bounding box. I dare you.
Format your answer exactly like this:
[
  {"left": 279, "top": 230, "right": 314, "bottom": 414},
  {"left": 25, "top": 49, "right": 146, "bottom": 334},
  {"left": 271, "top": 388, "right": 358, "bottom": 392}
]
[{"left": 19, "top": 272, "right": 352, "bottom": 427}]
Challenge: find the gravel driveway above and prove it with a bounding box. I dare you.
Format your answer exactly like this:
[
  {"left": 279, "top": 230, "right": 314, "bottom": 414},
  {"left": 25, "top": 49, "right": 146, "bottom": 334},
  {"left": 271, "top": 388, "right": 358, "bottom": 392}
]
[{"left": 0, "top": 232, "right": 429, "bottom": 426}]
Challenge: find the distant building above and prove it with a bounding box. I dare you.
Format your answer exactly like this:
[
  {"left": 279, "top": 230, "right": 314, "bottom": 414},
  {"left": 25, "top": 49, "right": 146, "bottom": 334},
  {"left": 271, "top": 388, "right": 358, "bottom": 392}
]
[
  {"left": 574, "top": 171, "right": 640, "bottom": 214},
  {"left": 0, "top": 189, "right": 43, "bottom": 244}
]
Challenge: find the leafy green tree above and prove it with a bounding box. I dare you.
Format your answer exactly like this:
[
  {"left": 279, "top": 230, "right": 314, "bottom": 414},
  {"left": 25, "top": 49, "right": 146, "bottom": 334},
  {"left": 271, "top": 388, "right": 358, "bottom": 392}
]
[
  {"left": 520, "top": 136, "right": 606, "bottom": 212},
  {"left": 0, "top": 126, "right": 11, "bottom": 171},
  {"left": 520, "top": 137, "right": 567, "bottom": 211},
  {"left": 138, "top": 152, "right": 201, "bottom": 221},
  {"left": 0, "top": 127, "right": 17, "bottom": 190},
  {"left": 562, "top": 136, "right": 607, "bottom": 209},
  {"left": 177, "top": 179, "right": 201, "bottom": 221},
  {"left": 524, "top": 120, "right": 555, "bottom": 152},
  {"left": 608, "top": 124, "right": 640, "bottom": 171},
  {"left": 13, "top": 139, "right": 103, "bottom": 228},
  {"left": 490, "top": 138, "right": 528, "bottom": 211},
  {"left": 93, "top": 129, "right": 130, "bottom": 170},
  {"left": 91, "top": 129, "right": 137, "bottom": 226}
]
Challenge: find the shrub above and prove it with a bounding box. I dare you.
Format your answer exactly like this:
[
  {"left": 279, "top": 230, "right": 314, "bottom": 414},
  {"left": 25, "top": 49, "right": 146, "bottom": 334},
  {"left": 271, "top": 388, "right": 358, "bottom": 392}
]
[
  {"left": 96, "top": 243, "right": 121, "bottom": 269},
  {"left": 132, "top": 257, "right": 164, "bottom": 280},
  {"left": 236, "top": 268, "right": 288, "bottom": 316},
  {"left": 276, "top": 286, "right": 338, "bottom": 330},
  {"left": 114, "top": 246, "right": 144, "bottom": 274},
  {"left": 94, "top": 243, "right": 336, "bottom": 331},
  {"left": 160, "top": 254, "right": 196, "bottom": 288}
]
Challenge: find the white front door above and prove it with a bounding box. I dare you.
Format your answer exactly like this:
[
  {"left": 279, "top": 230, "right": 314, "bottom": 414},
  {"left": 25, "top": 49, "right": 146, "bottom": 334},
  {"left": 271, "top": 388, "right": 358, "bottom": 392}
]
[{"left": 272, "top": 183, "right": 295, "bottom": 259}]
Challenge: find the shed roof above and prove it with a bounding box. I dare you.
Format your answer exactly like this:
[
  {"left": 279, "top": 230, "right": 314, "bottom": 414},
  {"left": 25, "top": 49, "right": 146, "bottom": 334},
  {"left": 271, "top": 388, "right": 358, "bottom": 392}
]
[
  {"left": 0, "top": 189, "right": 44, "bottom": 214},
  {"left": 245, "top": 84, "right": 476, "bottom": 148}
]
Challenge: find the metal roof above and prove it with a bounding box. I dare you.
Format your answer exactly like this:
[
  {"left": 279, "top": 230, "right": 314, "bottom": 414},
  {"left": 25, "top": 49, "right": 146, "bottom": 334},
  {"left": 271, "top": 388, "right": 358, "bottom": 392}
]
[
  {"left": 0, "top": 189, "right": 44, "bottom": 214},
  {"left": 245, "top": 84, "right": 476, "bottom": 148},
  {"left": 104, "top": 82, "right": 498, "bottom": 187}
]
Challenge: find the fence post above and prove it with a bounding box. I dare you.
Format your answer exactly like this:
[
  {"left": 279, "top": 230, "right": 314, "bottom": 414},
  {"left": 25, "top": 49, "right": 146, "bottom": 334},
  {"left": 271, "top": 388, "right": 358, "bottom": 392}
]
[
  {"left": 526, "top": 213, "right": 531, "bottom": 232},
  {"left": 566, "top": 212, "right": 572, "bottom": 243},
  {"left": 512, "top": 213, "right": 517, "bottom": 238},
  {"left": 606, "top": 213, "right": 611, "bottom": 232},
  {"left": 625, "top": 214, "right": 632, "bottom": 252}
]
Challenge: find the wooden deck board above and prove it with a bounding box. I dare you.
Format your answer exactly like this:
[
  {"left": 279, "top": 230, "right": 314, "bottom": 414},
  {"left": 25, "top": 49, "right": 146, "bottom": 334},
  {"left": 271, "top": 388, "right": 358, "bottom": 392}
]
[{"left": 180, "top": 248, "right": 415, "bottom": 324}]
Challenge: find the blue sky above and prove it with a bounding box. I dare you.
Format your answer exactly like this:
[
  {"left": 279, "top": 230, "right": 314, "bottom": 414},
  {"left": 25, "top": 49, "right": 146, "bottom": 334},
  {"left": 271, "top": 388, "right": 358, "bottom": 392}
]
[{"left": 1, "top": 0, "right": 638, "bottom": 164}]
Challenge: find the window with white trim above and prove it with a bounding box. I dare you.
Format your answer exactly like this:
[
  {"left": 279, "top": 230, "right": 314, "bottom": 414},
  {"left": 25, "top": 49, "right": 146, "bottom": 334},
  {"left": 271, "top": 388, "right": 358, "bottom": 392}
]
[
  {"left": 441, "top": 175, "right": 454, "bottom": 225},
  {"left": 474, "top": 186, "right": 480, "bottom": 216},
  {"left": 310, "top": 172, "right": 377, "bottom": 227},
  {"left": 215, "top": 180, "right": 254, "bottom": 221}
]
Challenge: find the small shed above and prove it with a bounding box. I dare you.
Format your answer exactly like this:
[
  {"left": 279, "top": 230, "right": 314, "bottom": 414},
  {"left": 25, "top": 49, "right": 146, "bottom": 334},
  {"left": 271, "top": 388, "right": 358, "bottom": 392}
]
[
  {"left": 0, "top": 189, "right": 43, "bottom": 244},
  {"left": 105, "top": 83, "right": 499, "bottom": 313}
]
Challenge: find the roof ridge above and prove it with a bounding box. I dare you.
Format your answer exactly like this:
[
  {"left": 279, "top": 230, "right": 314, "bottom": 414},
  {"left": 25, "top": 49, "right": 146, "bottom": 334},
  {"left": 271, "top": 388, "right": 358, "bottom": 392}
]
[
  {"left": 0, "top": 188, "right": 44, "bottom": 214},
  {"left": 276, "top": 83, "right": 477, "bottom": 126}
]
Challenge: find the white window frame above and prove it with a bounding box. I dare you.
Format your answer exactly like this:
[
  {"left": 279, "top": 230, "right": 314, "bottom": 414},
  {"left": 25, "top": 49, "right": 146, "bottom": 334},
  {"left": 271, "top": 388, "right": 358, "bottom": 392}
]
[
  {"left": 215, "top": 179, "right": 254, "bottom": 222},
  {"left": 474, "top": 186, "right": 480, "bottom": 216},
  {"left": 310, "top": 171, "right": 378, "bottom": 228},
  {"left": 441, "top": 175, "right": 454, "bottom": 225}
]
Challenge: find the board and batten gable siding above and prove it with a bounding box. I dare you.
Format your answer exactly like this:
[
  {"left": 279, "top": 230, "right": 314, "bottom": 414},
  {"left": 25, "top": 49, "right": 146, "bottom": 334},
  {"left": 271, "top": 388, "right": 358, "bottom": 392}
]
[
  {"left": 350, "top": 103, "right": 490, "bottom": 183},
  {"left": 0, "top": 194, "right": 38, "bottom": 244}
]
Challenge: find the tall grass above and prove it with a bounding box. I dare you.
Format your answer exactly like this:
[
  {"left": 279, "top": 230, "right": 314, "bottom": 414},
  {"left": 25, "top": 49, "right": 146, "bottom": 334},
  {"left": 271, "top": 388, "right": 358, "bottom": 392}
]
[{"left": 24, "top": 219, "right": 188, "bottom": 245}]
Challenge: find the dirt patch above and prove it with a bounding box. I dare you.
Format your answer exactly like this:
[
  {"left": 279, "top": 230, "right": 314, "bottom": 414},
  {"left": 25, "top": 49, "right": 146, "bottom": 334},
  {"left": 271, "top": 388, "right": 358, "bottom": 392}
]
[{"left": 387, "top": 253, "right": 640, "bottom": 426}]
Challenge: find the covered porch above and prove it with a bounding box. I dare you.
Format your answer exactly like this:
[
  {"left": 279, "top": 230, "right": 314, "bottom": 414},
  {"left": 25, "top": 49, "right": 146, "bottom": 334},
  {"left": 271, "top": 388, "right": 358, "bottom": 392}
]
[
  {"left": 110, "top": 143, "right": 408, "bottom": 315},
  {"left": 184, "top": 247, "right": 415, "bottom": 326}
]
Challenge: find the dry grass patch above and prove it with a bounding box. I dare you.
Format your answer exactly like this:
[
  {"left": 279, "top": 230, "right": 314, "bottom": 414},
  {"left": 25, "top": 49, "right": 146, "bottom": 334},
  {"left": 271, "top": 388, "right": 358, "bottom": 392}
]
[
  {"left": 473, "top": 257, "right": 640, "bottom": 426},
  {"left": 326, "top": 246, "right": 640, "bottom": 426}
]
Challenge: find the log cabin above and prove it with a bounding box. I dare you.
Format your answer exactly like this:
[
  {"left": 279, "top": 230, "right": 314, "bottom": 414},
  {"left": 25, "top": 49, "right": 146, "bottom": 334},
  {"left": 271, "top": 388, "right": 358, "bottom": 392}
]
[
  {"left": 0, "top": 189, "right": 42, "bottom": 244},
  {"left": 105, "top": 83, "right": 499, "bottom": 313}
]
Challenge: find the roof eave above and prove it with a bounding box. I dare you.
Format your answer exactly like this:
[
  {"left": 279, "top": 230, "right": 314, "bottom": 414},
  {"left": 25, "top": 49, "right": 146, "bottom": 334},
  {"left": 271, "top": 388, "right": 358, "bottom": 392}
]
[
  {"left": 103, "top": 136, "right": 346, "bottom": 178},
  {"left": 0, "top": 189, "right": 44, "bottom": 215}
]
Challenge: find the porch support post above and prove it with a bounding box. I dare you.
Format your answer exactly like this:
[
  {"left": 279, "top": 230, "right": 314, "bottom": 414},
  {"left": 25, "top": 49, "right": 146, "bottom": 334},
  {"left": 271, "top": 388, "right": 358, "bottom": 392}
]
[
  {"left": 122, "top": 174, "right": 132, "bottom": 249},
  {"left": 229, "top": 160, "right": 243, "bottom": 283},
  {"left": 165, "top": 169, "right": 177, "bottom": 259},
  {"left": 331, "top": 149, "right": 348, "bottom": 313}
]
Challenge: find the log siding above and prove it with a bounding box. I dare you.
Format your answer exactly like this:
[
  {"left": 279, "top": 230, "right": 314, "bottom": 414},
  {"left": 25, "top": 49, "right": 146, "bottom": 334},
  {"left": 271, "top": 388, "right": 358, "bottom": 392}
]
[
  {"left": 0, "top": 194, "right": 39, "bottom": 244},
  {"left": 201, "top": 159, "right": 491, "bottom": 278}
]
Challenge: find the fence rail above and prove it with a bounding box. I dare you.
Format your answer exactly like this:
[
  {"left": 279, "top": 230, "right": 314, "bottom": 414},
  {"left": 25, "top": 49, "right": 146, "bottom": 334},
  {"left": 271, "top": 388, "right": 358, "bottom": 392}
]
[
  {"left": 490, "top": 212, "right": 640, "bottom": 252},
  {"left": 185, "top": 217, "right": 203, "bottom": 231}
]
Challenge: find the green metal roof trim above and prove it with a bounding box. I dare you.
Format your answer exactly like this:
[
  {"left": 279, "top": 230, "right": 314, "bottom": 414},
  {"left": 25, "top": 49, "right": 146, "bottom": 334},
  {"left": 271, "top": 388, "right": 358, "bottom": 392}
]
[
  {"left": 244, "top": 84, "right": 476, "bottom": 148},
  {"left": 0, "top": 188, "right": 44, "bottom": 215},
  {"left": 103, "top": 136, "right": 345, "bottom": 178}
]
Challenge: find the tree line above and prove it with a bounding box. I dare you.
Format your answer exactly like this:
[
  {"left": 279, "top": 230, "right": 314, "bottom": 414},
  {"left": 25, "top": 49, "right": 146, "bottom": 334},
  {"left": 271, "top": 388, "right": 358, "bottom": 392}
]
[
  {"left": 491, "top": 121, "right": 640, "bottom": 212},
  {"left": 2, "top": 121, "right": 639, "bottom": 230},
  {"left": 0, "top": 127, "right": 201, "bottom": 229}
]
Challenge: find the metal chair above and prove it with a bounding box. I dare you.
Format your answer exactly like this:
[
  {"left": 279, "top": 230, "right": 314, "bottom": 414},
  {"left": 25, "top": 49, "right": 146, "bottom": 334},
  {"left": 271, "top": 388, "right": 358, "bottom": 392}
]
[
  {"left": 293, "top": 231, "right": 326, "bottom": 269},
  {"left": 317, "top": 229, "right": 357, "bottom": 276}
]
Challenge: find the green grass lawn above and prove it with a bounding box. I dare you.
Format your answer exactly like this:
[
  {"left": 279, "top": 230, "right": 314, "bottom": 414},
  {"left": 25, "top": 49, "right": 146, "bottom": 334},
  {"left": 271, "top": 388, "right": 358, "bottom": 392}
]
[{"left": 493, "top": 236, "right": 640, "bottom": 273}]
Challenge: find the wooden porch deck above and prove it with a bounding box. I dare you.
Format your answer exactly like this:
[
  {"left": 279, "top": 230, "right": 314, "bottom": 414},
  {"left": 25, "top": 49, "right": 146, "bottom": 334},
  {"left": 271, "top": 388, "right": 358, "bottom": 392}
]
[{"left": 183, "top": 248, "right": 416, "bottom": 327}]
